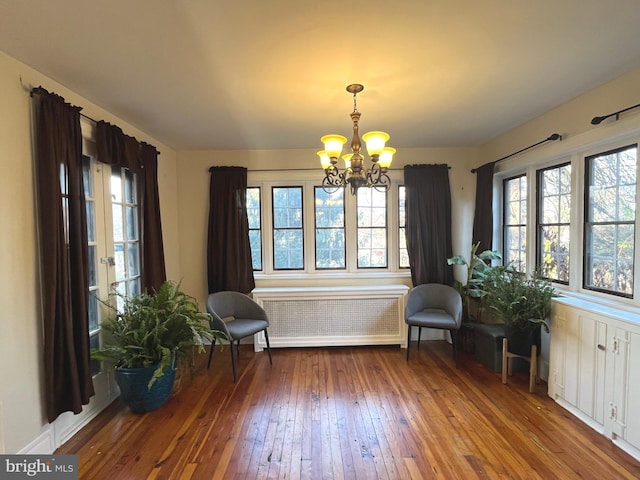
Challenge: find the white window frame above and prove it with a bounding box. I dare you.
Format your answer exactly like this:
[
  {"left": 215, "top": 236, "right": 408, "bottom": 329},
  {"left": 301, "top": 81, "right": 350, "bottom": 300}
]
[
  {"left": 247, "top": 169, "right": 409, "bottom": 281},
  {"left": 492, "top": 125, "right": 640, "bottom": 309}
]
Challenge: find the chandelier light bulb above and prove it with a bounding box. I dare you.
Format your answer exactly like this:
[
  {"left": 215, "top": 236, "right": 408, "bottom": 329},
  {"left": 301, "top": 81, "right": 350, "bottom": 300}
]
[
  {"left": 317, "top": 150, "right": 332, "bottom": 170},
  {"left": 362, "top": 131, "right": 390, "bottom": 157},
  {"left": 378, "top": 147, "right": 395, "bottom": 169},
  {"left": 321, "top": 135, "right": 347, "bottom": 159}
]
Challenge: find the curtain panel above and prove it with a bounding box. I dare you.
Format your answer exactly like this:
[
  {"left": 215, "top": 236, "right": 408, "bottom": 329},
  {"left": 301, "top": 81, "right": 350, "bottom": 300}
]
[
  {"left": 32, "top": 88, "right": 95, "bottom": 423},
  {"left": 404, "top": 164, "right": 454, "bottom": 286},
  {"left": 96, "top": 121, "right": 166, "bottom": 293},
  {"left": 472, "top": 162, "right": 496, "bottom": 253},
  {"left": 139, "top": 142, "right": 166, "bottom": 292},
  {"left": 207, "top": 166, "right": 255, "bottom": 294}
]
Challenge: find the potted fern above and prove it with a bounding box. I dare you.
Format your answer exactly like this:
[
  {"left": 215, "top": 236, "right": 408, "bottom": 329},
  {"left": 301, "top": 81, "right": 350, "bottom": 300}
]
[
  {"left": 447, "top": 242, "right": 502, "bottom": 322},
  {"left": 92, "top": 281, "right": 222, "bottom": 413},
  {"left": 482, "top": 267, "right": 557, "bottom": 356}
]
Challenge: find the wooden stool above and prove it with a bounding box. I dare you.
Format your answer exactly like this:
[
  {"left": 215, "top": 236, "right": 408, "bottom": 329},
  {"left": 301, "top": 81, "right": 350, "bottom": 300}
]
[{"left": 502, "top": 338, "right": 538, "bottom": 392}]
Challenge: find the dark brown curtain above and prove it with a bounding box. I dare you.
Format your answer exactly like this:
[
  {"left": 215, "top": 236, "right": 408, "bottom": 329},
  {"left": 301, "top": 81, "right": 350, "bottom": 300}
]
[
  {"left": 472, "top": 162, "right": 496, "bottom": 253},
  {"left": 207, "top": 167, "right": 255, "bottom": 294},
  {"left": 139, "top": 143, "right": 166, "bottom": 292},
  {"left": 32, "top": 88, "right": 95, "bottom": 423},
  {"left": 404, "top": 164, "right": 453, "bottom": 286},
  {"left": 96, "top": 121, "right": 166, "bottom": 293}
]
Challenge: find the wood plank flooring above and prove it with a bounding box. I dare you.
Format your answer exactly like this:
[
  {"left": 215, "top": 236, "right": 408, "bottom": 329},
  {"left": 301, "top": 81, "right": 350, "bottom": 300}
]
[{"left": 57, "top": 341, "right": 640, "bottom": 479}]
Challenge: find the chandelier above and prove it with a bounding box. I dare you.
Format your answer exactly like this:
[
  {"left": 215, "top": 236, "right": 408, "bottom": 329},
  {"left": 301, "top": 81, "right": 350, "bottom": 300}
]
[{"left": 318, "top": 84, "right": 395, "bottom": 195}]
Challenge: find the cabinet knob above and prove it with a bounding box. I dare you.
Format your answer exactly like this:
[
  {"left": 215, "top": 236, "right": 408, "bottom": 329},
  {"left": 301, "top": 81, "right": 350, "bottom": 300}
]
[{"left": 597, "top": 344, "right": 606, "bottom": 351}]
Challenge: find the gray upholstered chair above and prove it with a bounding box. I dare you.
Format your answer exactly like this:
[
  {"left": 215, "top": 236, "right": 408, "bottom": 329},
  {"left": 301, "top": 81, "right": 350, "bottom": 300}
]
[
  {"left": 404, "top": 283, "right": 462, "bottom": 363},
  {"left": 206, "top": 291, "right": 272, "bottom": 382}
]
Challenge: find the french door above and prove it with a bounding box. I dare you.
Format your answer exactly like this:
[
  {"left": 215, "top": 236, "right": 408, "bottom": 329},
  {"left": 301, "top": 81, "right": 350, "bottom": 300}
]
[{"left": 52, "top": 153, "right": 141, "bottom": 448}]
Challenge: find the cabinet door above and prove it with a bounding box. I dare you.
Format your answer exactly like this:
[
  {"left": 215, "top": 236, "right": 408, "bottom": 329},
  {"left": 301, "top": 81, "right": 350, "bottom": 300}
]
[
  {"left": 610, "top": 326, "right": 640, "bottom": 449},
  {"left": 550, "top": 304, "right": 607, "bottom": 427},
  {"left": 626, "top": 332, "right": 640, "bottom": 448}
]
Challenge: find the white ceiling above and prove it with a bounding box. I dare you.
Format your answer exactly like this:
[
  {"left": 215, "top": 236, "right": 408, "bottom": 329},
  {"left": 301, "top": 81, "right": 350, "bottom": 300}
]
[{"left": 2, "top": 0, "right": 640, "bottom": 151}]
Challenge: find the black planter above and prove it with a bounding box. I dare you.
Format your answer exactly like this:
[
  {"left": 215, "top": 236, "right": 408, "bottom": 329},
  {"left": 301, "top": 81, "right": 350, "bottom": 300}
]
[
  {"left": 505, "top": 324, "right": 541, "bottom": 357},
  {"left": 115, "top": 364, "right": 176, "bottom": 413}
]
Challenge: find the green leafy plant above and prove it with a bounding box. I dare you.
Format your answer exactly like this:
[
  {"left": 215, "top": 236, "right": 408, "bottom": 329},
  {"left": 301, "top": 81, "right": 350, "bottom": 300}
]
[
  {"left": 447, "top": 242, "right": 502, "bottom": 320},
  {"left": 91, "top": 281, "right": 224, "bottom": 387},
  {"left": 482, "top": 267, "right": 557, "bottom": 332}
]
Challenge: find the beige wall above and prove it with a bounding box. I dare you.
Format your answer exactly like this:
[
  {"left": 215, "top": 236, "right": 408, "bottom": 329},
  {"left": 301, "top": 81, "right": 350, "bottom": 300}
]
[
  {"left": 176, "top": 147, "right": 478, "bottom": 306},
  {"left": 479, "top": 66, "right": 640, "bottom": 167},
  {"left": 0, "top": 50, "right": 180, "bottom": 454}
]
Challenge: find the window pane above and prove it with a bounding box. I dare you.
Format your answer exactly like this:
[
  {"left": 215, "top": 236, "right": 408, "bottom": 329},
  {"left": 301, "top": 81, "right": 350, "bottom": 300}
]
[
  {"left": 357, "top": 187, "right": 387, "bottom": 268},
  {"left": 249, "top": 229, "right": 262, "bottom": 270},
  {"left": 89, "top": 333, "right": 101, "bottom": 376},
  {"left": 112, "top": 204, "right": 123, "bottom": 242},
  {"left": 315, "top": 187, "right": 345, "bottom": 269},
  {"left": 537, "top": 163, "right": 571, "bottom": 283},
  {"left": 399, "top": 186, "right": 409, "bottom": 268},
  {"left": 274, "top": 230, "right": 303, "bottom": 269},
  {"left": 126, "top": 206, "right": 138, "bottom": 241},
  {"left": 125, "top": 169, "right": 136, "bottom": 203},
  {"left": 114, "top": 243, "right": 125, "bottom": 281},
  {"left": 128, "top": 243, "right": 140, "bottom": 276},
  {"left": 584, "top": 145, "right": 636, "bottom": 296},
  {"left": 88, "top": 245, "right": 97, "bottom": 287},
  {"left": 88, "top": 291, "right": 99, "bottom": 333},
  {"left": 272, "top": 186, "right": 304, "bottom": 270},
  {"left": 504, "top": 175, "right": 527, "bottom": 272},
  {"left": 111, "top": 167, "right": 141, "bottom": 298},
  {"left": 246, "top": 187, "right": 262, "bottom": 271}
]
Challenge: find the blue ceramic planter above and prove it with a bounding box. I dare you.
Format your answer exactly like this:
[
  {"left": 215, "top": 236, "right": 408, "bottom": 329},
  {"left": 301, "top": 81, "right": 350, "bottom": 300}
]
[{"left": 115, "top": 364, "right": 176, "bottom": 413}]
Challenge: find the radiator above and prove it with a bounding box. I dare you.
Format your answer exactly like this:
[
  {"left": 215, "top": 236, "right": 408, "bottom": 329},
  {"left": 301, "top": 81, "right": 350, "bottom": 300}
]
[{"left": 252, "top": 285, "right": 409, "bottom": 350}]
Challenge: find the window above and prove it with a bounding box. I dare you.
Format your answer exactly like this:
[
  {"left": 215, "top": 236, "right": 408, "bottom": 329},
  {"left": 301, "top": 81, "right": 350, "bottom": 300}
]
[
  {"left": 357, "top": 187, "right": 387, "bottom": 268},
  {"left": 537, "top": 163, "right": 571, "bottom": 283},
  {"left": 584, "top": 144, "right": 637, "bottom": 297},
  {"left": 246, "top": 187, "right": 262, "bottom": 271},
  {"left": 111, "top": 167, "right": 141, "bottom": 310},
  {"left": 314, "top": 187, "right": 345, "bottom": 269},
  {"left": 83, "top": 156, "right": 101, "bottom": 376},
  {"left": 272, "top": 186, "right": 304, "bottom": 270},
  {"left": 503, "top": 175, "right": 527, "bottom": 272},
  {"left": 398, "top": 185, "right": 409, "bottom": 268}
]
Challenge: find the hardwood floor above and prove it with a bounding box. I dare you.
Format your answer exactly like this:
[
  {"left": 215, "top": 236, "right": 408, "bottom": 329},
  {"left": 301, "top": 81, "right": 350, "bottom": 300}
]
[{"left": 57, "top": 341, "right": 640, "bottom": 479}]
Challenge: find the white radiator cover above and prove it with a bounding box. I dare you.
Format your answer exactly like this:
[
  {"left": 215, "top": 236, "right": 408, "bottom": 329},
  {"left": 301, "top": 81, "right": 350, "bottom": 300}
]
[{"left": 252, "top": 285, "right": 409, "bottom": 350}]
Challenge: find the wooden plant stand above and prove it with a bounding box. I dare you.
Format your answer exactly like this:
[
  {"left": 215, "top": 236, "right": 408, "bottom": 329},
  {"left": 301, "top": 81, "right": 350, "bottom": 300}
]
[{"left": 502, "top": 338, "right": 538, "bottom": 392}]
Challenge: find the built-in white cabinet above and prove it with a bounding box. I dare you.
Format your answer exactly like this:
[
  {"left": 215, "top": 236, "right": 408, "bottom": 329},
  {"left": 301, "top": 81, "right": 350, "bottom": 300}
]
[{"left": 550, "top": 298, "right": 640, "bottom": 461}]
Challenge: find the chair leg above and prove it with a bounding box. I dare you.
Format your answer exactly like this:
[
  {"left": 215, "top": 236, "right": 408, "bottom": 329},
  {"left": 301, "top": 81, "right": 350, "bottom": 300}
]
[
  {"left": 264, "top": 329, "right": 273, "bottom": 365},
  {"left": 406, "top": 325, "right": 412, "bottom": 361},
  {"left": 236, "top": 339, "right": 241, "bottom": 359},
  {"left": 230, "top": 340, "right": 238, "bottom": 382},
  {"left": 417, "top": 327, "right": 422, "bottom": 349},
  {"left": 207, "top": 338, "right": 217, "bottom": 369},
  {"left": 451, "top": 329, "right": 459, "bottom": 368}
]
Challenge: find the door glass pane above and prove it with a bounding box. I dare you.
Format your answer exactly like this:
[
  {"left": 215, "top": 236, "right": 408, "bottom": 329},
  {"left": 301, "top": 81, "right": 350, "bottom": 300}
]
[{"left": 126, "top": 206, "right": 138, "bottom": 240}]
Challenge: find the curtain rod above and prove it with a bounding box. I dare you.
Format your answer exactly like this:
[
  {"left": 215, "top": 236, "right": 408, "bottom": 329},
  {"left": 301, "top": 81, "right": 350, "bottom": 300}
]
[
  {"left": 591, "top": 103, "right": 640, "bottom": 125},
  {"left": 246, "top": 165, "right": 450, "bottom": 173},
  {"left": 470, "top": 133, "right": 562, "bottom": 173},
  {"left": 30, "top": 84, "right": 160, "bottom": 155}
]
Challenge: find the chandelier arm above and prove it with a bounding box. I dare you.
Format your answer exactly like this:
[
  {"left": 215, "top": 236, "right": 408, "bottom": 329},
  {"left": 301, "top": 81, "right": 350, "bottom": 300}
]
[{"left": 372, "top": 172, "right": 392, "bottom": 192}]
